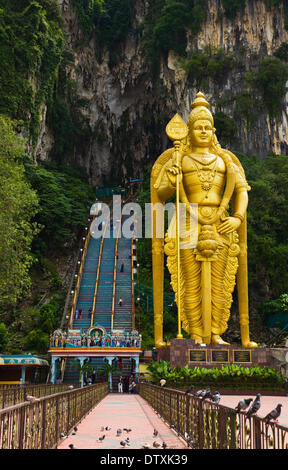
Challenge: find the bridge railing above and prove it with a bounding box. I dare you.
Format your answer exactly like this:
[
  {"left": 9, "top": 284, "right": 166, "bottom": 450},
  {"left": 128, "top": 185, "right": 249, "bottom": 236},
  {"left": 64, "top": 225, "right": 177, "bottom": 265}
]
[
  {"left": 0, "top": 383, "right": 108, "bottom": 449},
  {"left": 137, "top": 383, "right": 288, "bottom": 450},
  {"left": 0, "top": 383, "right": 80, "bottom": 409}
]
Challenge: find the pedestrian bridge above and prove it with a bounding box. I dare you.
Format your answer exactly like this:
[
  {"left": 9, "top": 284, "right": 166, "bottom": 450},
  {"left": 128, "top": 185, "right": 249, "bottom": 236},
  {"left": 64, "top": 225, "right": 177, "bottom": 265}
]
[{"left": 1, "top": 382, "right": 288, "bottom": 449}]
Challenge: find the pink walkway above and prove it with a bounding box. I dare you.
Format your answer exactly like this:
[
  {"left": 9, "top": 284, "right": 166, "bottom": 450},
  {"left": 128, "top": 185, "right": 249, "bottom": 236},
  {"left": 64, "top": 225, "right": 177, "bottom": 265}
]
[
  {"left": 57, "top": 392, "right": 288, "bottom": 450},
  {"left": 57, "top": 393, "right": 188, "bottom": 450}
]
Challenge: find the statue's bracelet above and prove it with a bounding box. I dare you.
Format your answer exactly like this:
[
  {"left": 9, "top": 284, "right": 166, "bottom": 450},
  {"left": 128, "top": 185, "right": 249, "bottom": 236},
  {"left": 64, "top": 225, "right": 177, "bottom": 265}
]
[{"left": 233, "top": 213, "right": 244, "bottom": 222}]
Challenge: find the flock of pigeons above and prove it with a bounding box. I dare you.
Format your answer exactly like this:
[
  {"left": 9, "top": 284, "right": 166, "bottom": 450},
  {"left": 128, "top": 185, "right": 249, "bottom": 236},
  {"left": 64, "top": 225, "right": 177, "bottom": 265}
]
[
  {"left": 65, "top": 425, "right": 168, "bottom": 449},
  {"left": 185, "top": 386, "right": 283, "bottom": 424}
]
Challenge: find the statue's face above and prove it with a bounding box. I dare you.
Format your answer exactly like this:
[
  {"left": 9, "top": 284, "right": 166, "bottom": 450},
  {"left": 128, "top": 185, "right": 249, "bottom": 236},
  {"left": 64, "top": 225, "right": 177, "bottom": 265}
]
[{"left": 190, "top": 119, "right": 214, "bottom": 148}]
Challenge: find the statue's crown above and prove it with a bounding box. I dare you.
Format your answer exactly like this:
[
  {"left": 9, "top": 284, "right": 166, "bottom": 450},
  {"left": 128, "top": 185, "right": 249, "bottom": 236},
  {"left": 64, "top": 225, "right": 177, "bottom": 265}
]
[
  {"left": 188, "top": 92, "right": 214, "bottom": 126},
  {"left": 191, "top": 92, "right": 210, "bottom": 110}
]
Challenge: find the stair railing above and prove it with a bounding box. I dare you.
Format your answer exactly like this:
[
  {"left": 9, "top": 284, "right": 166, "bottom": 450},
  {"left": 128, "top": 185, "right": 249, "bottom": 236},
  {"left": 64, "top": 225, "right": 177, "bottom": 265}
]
[
  {"left": 90, "top": 212, "right": 110, "bottom": 327},
  {"left": 111, "top": 212, "right": 122, "bottom": 331},
  {"left": 131, "top": 216, "right": 136, "bottom": 330},
  {"left": 68, "top": 221, "right": 92, "bottom": 329}
]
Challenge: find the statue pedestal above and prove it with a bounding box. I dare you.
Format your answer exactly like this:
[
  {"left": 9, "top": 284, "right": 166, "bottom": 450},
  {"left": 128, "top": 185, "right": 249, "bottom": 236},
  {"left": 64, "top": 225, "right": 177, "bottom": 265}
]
[{"left": 156, "top": 338, "right": 287, "bottom": 371}]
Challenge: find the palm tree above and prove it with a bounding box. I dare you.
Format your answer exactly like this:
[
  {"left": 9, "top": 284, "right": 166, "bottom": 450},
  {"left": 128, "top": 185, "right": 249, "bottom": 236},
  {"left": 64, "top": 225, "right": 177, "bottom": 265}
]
[
  {"left": 97, "top": 362, "right": 121, "bottom": 392},
  {"left": 73, "top": 360, "right": 93, "bottom": 387}
]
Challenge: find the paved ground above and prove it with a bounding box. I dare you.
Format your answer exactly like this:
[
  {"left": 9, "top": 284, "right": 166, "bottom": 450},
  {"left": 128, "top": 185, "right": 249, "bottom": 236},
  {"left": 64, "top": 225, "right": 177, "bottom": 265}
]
[
  {"left": 57, "top": 393, "right": 188, "bottom": 450},
  {"left": 57, "top": 392, "right": 288, "bottom": 450}
]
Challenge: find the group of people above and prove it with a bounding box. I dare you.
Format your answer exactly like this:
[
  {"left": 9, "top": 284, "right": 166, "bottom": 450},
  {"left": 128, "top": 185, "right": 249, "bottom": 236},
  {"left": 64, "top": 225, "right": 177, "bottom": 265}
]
[{"left": 118, "top": 375, "right": 137, "bottom": 394}]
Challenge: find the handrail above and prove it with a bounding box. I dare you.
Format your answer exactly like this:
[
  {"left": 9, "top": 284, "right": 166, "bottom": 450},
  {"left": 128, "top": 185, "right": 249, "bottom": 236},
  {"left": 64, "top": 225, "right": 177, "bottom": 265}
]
[
  {"left": 68, "top": 223, "right": 92, "bottom": 329},
  {"left": 0, "top": 383, "right": 79, "bottom": 409},
  {"left": 111, "top": 212, "right": 122, "bottom": 330},
  {"left": 138, "top": 383, "right": 288, "bottom": 449},
  {"left": 0, "top": 383, "right": 108, "bottom": 449},
  {"left": 90, "top": 211, "right": 110, "bottom": 327},
  {"left": 131, "top": 218, "right": 135, "bottom": 330}
]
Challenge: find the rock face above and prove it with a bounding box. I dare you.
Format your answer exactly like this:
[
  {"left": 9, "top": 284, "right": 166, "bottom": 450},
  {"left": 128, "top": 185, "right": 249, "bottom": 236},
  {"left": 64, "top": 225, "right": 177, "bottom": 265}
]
[{"left": 38, "top": 0, "right": 288, "bottom": 185}]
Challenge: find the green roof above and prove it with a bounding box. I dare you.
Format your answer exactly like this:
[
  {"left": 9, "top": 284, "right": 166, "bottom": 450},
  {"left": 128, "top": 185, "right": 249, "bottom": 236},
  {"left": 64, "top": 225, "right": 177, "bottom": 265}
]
[{"left": 0, "top": 355, "right": 49, "bottom": 366}]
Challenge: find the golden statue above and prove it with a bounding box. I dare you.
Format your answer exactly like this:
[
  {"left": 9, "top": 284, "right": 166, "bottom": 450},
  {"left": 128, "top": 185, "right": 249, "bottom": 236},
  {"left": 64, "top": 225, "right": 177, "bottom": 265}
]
[{"left": 151, "top": 92, "right": 257, "bottom": 349}]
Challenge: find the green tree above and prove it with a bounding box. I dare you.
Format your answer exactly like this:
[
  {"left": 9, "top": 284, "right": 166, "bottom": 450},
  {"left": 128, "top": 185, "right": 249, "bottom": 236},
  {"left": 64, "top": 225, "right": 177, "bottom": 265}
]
[
  {"left": 0, "top": 116, "right": 39, "bottom": 310},
  {"left": 0, "top": 322, "right": 9, "bottom": 353}
]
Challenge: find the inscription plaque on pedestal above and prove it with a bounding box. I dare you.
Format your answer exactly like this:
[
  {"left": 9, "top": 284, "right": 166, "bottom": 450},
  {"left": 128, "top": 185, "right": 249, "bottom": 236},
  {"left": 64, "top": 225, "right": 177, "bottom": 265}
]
[
  {"left": 211, "top": 349, "right": 229, "bottom": 363},
  {"left": 233, "top": 350, "right": 252, "bottom": 363},
  {"left": 189, "top": 349, "right": 207, "bottom": 362}
]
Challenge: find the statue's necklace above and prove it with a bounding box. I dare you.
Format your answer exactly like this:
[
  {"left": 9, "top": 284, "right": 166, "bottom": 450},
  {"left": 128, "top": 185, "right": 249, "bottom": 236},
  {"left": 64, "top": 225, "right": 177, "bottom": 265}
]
[{"left": 190, "top": 154, "right": 218, "bottom": 197}]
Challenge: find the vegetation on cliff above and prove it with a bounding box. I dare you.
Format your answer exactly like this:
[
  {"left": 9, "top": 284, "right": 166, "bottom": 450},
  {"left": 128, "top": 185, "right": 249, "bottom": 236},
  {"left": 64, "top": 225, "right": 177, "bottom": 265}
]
[{"left": 0, "top": 0, "right": 65, "bottom": 146}]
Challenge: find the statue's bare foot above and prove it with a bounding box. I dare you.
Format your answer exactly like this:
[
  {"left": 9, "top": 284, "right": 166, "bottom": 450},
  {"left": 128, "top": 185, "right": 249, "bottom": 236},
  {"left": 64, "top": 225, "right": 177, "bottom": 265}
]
[
  {"left": 211, "top": 335, "right": 230, "bottom": 345},
  {"left": 156, "top": 341, "right": 167, "bottom": 349},
  {"left": 191, "top": 335, "right": 203, "bottom": 344},
  {"left": 242, "top": 340, "right": 258, "bottom": 348}
]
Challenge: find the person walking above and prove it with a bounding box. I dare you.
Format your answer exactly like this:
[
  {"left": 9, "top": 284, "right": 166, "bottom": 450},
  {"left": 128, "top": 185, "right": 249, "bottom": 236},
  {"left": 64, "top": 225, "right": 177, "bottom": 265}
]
[
  {"left": 120, "top": 262, "right": 124, "bottom": 272},
  {"left": 118, "top": 297, "right": 123, "bottom": 307},
  {"left": 75, "top": 309, "right": 79, "bottom": 320},
  {"left": 118, "top": 376, "right": 123, "bottom": 393}
]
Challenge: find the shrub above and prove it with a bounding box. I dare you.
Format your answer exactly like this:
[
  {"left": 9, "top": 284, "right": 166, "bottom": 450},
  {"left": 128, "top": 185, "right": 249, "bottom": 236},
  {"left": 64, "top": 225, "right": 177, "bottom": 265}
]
[
  {"left": 183, "top": 47, "right": 235, "bottom": 87},
  {"left": 274, "top": 42, "right": 288, "bottom": 62},
  {"left": 214, "top": 111, "right": 237, "bottom": 145},
  {"left": 147, "top": 361, "right": 287, "bottom": 389},
  {"left": 250, "top": 57, "right": 288, "bottom": 117}
]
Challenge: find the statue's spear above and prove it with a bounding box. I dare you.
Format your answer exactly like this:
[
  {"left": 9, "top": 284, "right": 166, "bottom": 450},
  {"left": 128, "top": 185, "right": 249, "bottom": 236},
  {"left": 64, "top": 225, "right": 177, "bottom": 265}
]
[{"left": 166, "top": 114, "right": 188, "bottom": 340}]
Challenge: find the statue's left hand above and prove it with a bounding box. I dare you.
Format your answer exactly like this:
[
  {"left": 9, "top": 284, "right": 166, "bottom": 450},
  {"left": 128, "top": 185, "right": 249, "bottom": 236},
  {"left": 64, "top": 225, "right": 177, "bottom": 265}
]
[{"left": 218, "top": 217, "right": 241, "bottom": 234}]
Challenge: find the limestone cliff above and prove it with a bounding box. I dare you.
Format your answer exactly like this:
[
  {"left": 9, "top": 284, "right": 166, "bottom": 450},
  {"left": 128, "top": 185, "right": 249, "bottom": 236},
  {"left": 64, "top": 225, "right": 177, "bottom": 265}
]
[{"left": 38, "top": 0, "right": 288, "bottom": 185}]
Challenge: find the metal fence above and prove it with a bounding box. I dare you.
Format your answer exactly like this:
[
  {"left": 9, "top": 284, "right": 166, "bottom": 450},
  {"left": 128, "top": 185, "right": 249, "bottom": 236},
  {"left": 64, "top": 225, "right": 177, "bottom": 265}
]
[
  {"left": 0, "top": 383, "right": 108, "bottom": 449},
  {"left": 137, "top": 383, "right": 288, "bottom": 449},
  {"left": 0, "top": 383, "right": 80, "bottom": 409}
]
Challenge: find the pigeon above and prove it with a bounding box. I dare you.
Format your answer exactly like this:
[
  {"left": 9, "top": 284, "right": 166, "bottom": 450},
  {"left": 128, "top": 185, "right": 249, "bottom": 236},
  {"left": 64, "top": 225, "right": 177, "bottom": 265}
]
[
  {"left": 68, "top": 444, "right": 76, "bottom": 449},
  {"left": 68, "top": 385, "right": 74, "bottom": 389},
  {"left": 264, "top": 404, "right": 282, "bottom": 424},
  {"left": 60, "top": 432, "right": 68, "bottom": 439},
  {"left": 246, "top": 394, "right": 261, "bottom": 418},
  {"left": 153, "top": 441, "right": 161, "bottom": 448},
  {"left": 235, "top": 398, "right": 253, "bottom": 413},
  {"left": 142, "top": 443, "right": 150, "bottom": 449},
  {"left": 117, "top": 429, "right": 122, "bottom": 436},
  {"left": 24, "top": 393, "right": 39, "bottom": 403},
  {"left": 162, "top": 442, "right": 168, "bottom": 449},
  {"left": 105, "top": 426, "right": 111, "bottom": 431},
  {"left": 120, "top": 441, "right": 127, "bottom": 447},
  {"left": 212, "top": 391, "right": 221, "bottom": 404},
  {"left": 185, "top": 385, "right": 194, "bottom": 395},
  {"left": 194, "top": 389, "right": 206, "bottom": 398},
  {"left": 153, "top": 429, "right": 158, "bottom": 437},
  {"left": 98, "top": 435, "right": 105, "bottom": 441},
  {"left": 123, "top": 428, "right": 132, "bottom": 432},
  {"left": 160, "top": 379, "right": 166, "bottom": 387},
  {"left": 202, "top": 389, "right": 213, "bottom": 400}
]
